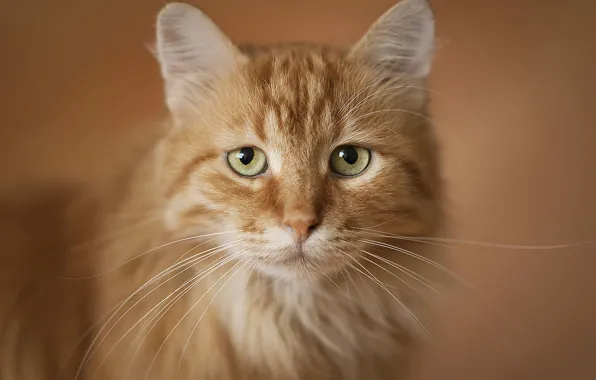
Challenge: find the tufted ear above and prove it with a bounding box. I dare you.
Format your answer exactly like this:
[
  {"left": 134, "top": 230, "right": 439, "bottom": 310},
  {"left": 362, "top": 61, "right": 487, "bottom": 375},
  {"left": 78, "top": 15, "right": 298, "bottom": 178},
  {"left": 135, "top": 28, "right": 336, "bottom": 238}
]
[
  {"left": 155, "top": 3, "right": 244, "bottom": 114},
  {"left": 350, "top": 0, "right": 435, "bottom": 81}
]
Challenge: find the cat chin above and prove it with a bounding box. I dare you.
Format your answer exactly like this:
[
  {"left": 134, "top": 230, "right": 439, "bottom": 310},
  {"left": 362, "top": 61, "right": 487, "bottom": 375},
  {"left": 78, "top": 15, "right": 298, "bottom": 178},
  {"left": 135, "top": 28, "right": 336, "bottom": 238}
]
[
  {"left": 255, "top": 264, "right": 308, "bottom": 282},
  {"left": 252, "top": 258, "right": 340, "bottom": 284}
]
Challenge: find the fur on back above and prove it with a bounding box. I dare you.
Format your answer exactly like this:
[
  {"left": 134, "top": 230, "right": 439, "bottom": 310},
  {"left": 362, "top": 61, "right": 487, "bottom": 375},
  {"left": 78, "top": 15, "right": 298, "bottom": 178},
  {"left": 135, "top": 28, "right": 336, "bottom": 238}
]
[{"left": 1, "top": 1, "right": 445, "bottom": 380}]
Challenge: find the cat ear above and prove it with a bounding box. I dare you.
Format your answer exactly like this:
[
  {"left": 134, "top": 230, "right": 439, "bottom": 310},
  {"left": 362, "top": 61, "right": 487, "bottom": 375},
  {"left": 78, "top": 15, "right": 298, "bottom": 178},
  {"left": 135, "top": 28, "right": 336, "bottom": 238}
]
[
  {"left": 350, "top": 0, "right": 435, "bottom": 81},
  {"left": 155, "top": 3, "right": 244, "bottom": 114}
]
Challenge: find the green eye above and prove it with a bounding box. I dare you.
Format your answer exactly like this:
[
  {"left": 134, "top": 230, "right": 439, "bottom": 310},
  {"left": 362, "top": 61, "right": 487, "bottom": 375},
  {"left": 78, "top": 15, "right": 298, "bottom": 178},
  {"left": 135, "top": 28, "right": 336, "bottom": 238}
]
[
  {"left": 227, "top": 147, "right": 268, "bottom": 177},
  {"left": 330, "top": 145, "right": 371, "bottom": 176}
]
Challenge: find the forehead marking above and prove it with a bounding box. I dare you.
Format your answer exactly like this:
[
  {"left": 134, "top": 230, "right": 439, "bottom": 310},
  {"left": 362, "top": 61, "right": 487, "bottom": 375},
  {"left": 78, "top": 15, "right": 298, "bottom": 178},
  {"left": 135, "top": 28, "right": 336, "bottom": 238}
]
[{"left": 248, "top": 50, "right": 346, "bottom": 153}]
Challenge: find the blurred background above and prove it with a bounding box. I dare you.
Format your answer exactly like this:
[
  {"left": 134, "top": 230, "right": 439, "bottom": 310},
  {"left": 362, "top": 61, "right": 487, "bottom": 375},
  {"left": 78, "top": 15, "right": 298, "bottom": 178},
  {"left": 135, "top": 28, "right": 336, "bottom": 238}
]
[{"left": 2, "top": 0, "right": 596, "bottom": 379}]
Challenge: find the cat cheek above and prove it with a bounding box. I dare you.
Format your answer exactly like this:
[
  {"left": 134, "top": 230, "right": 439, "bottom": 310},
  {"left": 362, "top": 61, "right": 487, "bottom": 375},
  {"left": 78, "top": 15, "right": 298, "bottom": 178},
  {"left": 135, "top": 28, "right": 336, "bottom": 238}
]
[
  {"left": 164, "top": 197, "right": 188, "bottom": 231},
  {"left": 163, "top": 191, "right": 214, "bottom": 232}
]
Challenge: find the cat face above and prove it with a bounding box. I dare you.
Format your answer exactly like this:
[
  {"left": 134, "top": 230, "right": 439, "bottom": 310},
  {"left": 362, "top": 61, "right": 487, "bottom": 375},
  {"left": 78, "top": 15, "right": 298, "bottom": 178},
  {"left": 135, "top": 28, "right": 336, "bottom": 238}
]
[{"left": 155, "top": 0, "right": 440, "bottom": 280}]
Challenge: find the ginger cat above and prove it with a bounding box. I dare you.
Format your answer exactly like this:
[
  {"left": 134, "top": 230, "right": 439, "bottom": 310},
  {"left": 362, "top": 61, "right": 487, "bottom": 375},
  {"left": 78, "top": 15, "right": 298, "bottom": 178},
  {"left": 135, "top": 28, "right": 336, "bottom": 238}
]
[{"left": 1, "top": 1, "right": 444, "bottom": 379}]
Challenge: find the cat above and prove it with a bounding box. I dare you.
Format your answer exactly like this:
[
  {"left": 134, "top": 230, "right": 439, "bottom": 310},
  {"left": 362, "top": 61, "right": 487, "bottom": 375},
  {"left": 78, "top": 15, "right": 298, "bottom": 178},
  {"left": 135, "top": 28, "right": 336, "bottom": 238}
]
[{"left": 2, "top": 0, "right": 444, "bottom": 379}]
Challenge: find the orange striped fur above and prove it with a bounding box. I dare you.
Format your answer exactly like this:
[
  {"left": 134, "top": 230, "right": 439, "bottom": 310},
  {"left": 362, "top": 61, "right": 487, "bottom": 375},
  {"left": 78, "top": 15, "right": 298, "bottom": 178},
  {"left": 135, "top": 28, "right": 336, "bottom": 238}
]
[{"left": 1, "top": 1, "right": 445, "bottom": 380}]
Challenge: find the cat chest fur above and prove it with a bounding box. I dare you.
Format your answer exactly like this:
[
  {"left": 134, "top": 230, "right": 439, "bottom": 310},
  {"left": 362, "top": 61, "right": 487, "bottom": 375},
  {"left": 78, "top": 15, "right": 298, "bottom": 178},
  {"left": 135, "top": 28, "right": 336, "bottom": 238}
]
[{"left": 211, "top": 268, "right": 414, "bottom": 379}]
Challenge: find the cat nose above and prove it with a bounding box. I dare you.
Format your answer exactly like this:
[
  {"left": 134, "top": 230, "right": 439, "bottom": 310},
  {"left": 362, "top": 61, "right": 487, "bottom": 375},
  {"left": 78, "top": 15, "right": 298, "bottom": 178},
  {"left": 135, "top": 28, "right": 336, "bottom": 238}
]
[{"left": 283, "top": 214, "right": 319, "bottom": 243}]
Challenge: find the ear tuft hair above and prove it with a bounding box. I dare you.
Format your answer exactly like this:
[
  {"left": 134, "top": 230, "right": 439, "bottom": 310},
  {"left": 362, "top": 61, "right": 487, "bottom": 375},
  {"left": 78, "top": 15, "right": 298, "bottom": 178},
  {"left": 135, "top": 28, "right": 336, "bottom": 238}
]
[
  {"left": 155, "top": 3, "right": 243, "bottom": 113},
  {"left": 351, "top": 0, "right": 435, "bottom": 81}
]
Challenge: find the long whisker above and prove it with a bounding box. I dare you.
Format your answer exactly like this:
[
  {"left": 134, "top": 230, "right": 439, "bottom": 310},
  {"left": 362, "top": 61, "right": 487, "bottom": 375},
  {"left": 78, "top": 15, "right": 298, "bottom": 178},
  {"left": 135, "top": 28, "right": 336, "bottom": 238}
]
[
  {"left": 356, "top": 227, "right": 596, "bottom": 251},
  {"left": 360, "top": 239, "right": 472, "bottom": 289},
  {"left": 339, "top": 268, "right": 351, "bottom": 298},
  {"left": 139, "top": 237, "right": 226, "bottom": 297},
  {"left": 361, "top": 246, "right": 443, "bottom": 287},
  {"left": 129, "top": 251, "right": 245, "bottom": 370},
  {"left": 91, "top": 250, "right": 245, "bottom": 380},
  {"left": 77, "top": 241, "right": 240, "bottom": 380},
  {"left": 350, "top": 260, "right": 390, "bottom": 313},
  {"left": 68, "top": 216, "right": 161, "bottom": 252},
  {"left": 340, "top": 82, "right": 476, "bottom": 127},
  {"left": 349, "top": 108, "right": 435, "bottom": 127},
  {"left": 346, "top": 265, "right": 367, "bottom": 300},
  {"left": 357, "top": 229, "right": 463, "bottom": 253},
  {"left": 337, "top": 82, "right": 381, "bottom": 117},
  {"left": 337, "top": 250, "right": 430, "bottom": 337},
  {"left": 363, "top": 215, "right": 412, "bottom": 230},
  {"left": 174, "top": 259, "right": 252, "bottom": 378},
  {"left": 171, "top": 237, "right": 220, "bottom": 265},
  {"left": 363, "top": 240, "right": 530, "bottom": 350},
  {"left": 130, "top": 249, "right": 245, "bottom": 347},
  {"left": 244, "top": 261, "right": 256, "bottom": 293},
  {"left": 123, "top": 243, "right": 240, "bottom": 338},
  {"left": 384, "top": 84, "right": 481, "bottom": 120},
  {"left": 321, "top": 271, "right": 345, "bottom": 294},
  {"left": 337, "top": 83, "right": 412, "bottom": 127},
  {"left": 144, "top": 258, "right": 247, "bottom": 380},
  {"left": 63, "top": 231, "right": 240, "bottom": 280},
  {"left": 359, "top": 238, "right": 539, "bottom": 346},
  {"left": 358, "top": 249, "right": 447, "bottom": 299},
  {"left": 348, "top": 83, "right": 476, "bottom": 121},
  {"left": 361, "top": 245, "right": 521, "bottom": 350},
  {"left": 124, "top": 251, "right": 247, "bottom": 375}
]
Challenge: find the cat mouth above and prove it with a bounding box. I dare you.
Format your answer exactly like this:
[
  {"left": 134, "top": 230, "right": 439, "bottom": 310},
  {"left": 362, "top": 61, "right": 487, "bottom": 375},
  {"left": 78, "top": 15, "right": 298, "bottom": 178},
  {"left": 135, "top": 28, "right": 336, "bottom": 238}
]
[
  {"left": 278, "top": 243, "right": 318, "bottom": 262},
  {"left": 255, "top": 258, "right": 320, "bottom": 280},
  {"left": 249, "top": 245, "right": 340, "bottom": 280},
  {"left": 256, "top": 245, "right": 309, "bottom": 265}
]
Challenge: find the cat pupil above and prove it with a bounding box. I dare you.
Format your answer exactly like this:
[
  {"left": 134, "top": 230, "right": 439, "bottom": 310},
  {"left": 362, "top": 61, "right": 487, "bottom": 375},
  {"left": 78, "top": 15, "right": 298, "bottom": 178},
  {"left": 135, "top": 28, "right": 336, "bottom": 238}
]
[
  {"left": 237, "top": 147, "right": 254, "bottom": 165},
  {"left": 339, "top": 147, "right": 358, "bottom": 165}
]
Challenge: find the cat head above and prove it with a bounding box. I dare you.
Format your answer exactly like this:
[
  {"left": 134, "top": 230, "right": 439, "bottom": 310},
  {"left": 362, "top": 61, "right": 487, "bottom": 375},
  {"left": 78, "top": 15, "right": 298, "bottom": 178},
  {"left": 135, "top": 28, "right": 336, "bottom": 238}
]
[{"left": 154, "top": 0, "right": 441, "bottom": 281}]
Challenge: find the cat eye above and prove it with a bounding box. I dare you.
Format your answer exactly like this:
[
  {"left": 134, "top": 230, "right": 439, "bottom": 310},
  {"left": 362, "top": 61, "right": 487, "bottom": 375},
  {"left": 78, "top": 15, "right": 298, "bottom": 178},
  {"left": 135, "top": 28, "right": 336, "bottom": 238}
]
[
  {"left": 329, "top": 145, "right": 371, "bottom": 177},
  {"left": 226, "top": 147, "right": 268, "bottom": 177}
]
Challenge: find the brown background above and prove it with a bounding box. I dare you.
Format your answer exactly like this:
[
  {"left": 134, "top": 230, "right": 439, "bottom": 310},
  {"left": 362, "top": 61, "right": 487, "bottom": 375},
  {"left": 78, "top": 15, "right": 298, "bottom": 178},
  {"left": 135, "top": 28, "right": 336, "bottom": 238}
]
[{"left": 2, "top": 0, "right": 596, "bottom": 379}]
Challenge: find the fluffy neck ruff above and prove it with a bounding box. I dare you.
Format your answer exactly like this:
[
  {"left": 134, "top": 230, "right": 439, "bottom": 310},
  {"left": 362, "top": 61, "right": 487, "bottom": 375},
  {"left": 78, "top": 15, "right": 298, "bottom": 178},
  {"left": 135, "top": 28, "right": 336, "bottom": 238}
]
[{"left": 211, "top": 262, "right": 425, "bottom": 379}]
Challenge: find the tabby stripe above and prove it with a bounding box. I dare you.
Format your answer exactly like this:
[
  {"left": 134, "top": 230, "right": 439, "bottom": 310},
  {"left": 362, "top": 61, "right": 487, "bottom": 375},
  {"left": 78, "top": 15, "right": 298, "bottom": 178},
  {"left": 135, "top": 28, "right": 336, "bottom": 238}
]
[{"left": 167, "top": 151, "right": 219, "bottom": 197}]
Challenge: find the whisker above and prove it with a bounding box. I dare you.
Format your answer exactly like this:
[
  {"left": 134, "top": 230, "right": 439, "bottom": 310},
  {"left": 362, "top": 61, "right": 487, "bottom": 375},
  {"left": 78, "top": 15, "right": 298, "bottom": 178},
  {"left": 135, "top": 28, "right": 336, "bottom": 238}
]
[
  {"left": 174, "top": 259, "right": 252, "bottom": 378},
  {"left": 360, "top": 238, "right": 529, "bottom": 350},
  {"left": 359, "top": 238, "right": 537, "bottom": 346},
  {"left": 338, "top": 250, "right": 430, "bottom": 337},
  {"left": 128, "top": 245, "right": 240, "bottom": 338},
  {"left": 144, "top": 258, "right": 247, "bottom": 380},
  {"left": 360, "top": 243, "right": 521, "bottom": 350},
  {"left": 386, "top": 84, "right": 481, "bottom": 121},
  {"left": 91, "top": 250, "right": 245, "bottom": 380},
  {"left": 77, "top": 241, "right": 240, "bottom": 380},
  {"left": 366, "top": 245, "right": 447, "bottom": 291},
  {"left": 244, "top": 261, "right": 256, "bottom": 293},
  {"left": 356, "top": 228, "right": 596, "bottom": 251},
  {"left": 134, "top": 237, "right": 225, "bottom": 307},
  {"left": 360, "top": 239, "right": 471, "bottom": 288},
  {"left": 63, "top": 230, "right": 240, "bottom": 280},
  {"left": 358, "top": 249, "right": 447, "bottom": 299},
  {"left": 344, "top": 265, "right": 367, "bottom": 301},
  {"left": 349, "top": 108, "right": 435, "bottom": 127},
  {"left": 339, "top": 268, "right": 351, "bottom": 298},
  {"left": 130, "top": 250, "right": 245, "bottom": 349},
  {"left": 357, "top": 229, "right": 462, "bottom": 253},
  {"left": 321, "top": 271, "right": 345, "bottom": 293},
  {"left": 362, "top": 215, "right": 412, "bottom": 230},
  {"left": 122, "top": 252, "right": 244, "bottom": 375},
  {"left": 337, "top": 82, "right": 380, "bottom": 116},
  {"left": 340, "top": 83, "right": 473, "bottom": 128},
  {"left": 338, "top": 83, "right": 411, "bottom": 127},
  {"left": 68, "top": 216, "right": 161, "bottom": 252}
]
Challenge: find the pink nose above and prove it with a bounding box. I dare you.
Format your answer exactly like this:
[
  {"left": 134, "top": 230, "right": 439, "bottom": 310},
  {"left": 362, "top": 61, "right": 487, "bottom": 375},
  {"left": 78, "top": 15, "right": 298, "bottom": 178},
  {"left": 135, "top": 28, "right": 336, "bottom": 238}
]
[{"left": 283, "top": 215, "right": 319, "bottom": 243}]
